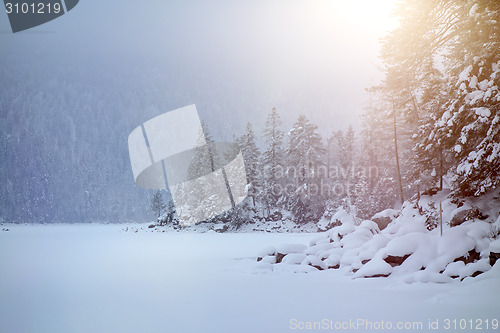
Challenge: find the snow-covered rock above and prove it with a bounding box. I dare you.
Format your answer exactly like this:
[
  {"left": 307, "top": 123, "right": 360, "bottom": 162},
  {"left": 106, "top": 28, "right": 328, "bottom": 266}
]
[
  {"left": 371, "top": 209, "right": 399, "bottom": 230},
  {"left": 353, "top": 257, "right": 392, "bottom": 278},
  {"left": 254, "top": 191, "right": 500, "bottom": 283},
  {"left": 261, "top": 255, "right": 277, "bottom": 264},
  {"left": 281, "top": 253, "right": 307, "bottom": 265},
  {"left": 490, "top": 239, "right": 500, "bottom": 266},
  {"left": 257, "top": 246, "right": 276, "bottom": 259},
  {"left": 301, "top": 255, "right": 327, "bottom": 270}
]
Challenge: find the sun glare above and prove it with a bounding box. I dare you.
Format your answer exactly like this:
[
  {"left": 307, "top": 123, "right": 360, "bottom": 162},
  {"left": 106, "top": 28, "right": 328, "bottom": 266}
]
[{"left": 328, "top": 0, "right": 399, "bottom": 37}]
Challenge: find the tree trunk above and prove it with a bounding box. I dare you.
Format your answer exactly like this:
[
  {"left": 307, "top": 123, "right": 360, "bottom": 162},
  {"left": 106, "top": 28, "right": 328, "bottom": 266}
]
[
  {"left": 439, "top": 201, "right": 443, "bottom": 237},
  {"left": 416, "top": 184, "right": 422, "bottom": 214},
  {"left": 439, "top": 148, "right": 443, "bottom": 191},
  {"left": 392, "top": 103, "right": 404, "bottom": 205}
]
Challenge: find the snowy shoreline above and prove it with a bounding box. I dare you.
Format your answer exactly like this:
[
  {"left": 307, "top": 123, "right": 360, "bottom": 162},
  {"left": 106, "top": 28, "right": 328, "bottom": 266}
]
[{"left": 1, "top": 223, "right": 499, "bottom": 333}]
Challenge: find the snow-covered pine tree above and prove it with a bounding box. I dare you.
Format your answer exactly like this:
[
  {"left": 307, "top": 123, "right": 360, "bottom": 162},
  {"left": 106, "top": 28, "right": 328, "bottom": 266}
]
[
  {"left": 327, "top": 125, "right": 364, "bottom": 211},
  {"left": 438, "top": 0, "right": 500, "bottom": 196},
  {"left": 389, "top": 0, "right": 500, "bottom": 197},
  {"left": 158, "top": 199, "right": 177, "bottom": 226},
  {"left": 288, "top": 115, "right": 325, "bottom": 184},
  {"left": 410, "top": 58, "right": 449, "bottom": 196},
  {"left": 261, "top": 107, "right": 285, "bottom": 214},
  {"left": 336, "top": 125, "right": 357, "bottom": 192},
  {"left": 375, "top": 0, "right": 472, "bottom": 202},
  {"left": 342, "top": 125, "right": 356, "bottom": 170},
  {"left": 239, "top": 122, "right": 261, "bottom": 207},
  {"left": 385, "top": 1, "right": 461, "bottom": 198},
  {"left": 201, "top": 120, "right": 223, "bottom": 172},
  {"left": 151, "top": 190, "right": 166, "bottom": 219},
  {"left": 359, "top": 88, "right": 398, "bottom": 214},
  {"left": 165, "top": 199, "right": 177, "bottom": 225},
  {"left": 285, "top": 114, "right": 326, "bottom": 224}
]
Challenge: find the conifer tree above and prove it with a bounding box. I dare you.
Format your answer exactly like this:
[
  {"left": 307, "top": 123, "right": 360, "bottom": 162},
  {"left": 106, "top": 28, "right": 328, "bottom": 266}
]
[
  {"left": 262, "top": 107, "right": 285, "bottom": 213},
  {"left": 239, "top": 122, "right": 261, "bottom": 206},
  {"left": 151, "top": 190, "right": 166, "bottom": 219},
  {"left": 286, "top": 115, "right": 326, "bottom": 223}
]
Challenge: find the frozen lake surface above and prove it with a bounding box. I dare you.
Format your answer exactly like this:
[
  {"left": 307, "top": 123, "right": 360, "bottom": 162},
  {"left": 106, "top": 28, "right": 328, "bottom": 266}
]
[{"left": 1, "top": 223, "right": 498, "bottom": 333}]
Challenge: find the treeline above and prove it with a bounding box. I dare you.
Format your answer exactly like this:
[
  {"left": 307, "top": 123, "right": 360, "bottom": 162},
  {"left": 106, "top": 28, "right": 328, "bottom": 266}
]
[
  {"left": 231, "top": 108, "right": 394, "bottom": 224},
  {"left": 158, "top": 108, "right": 398, "bottom": 226},
  {"left": 159, "top": 0, "right": 500, "bottom": 227}
]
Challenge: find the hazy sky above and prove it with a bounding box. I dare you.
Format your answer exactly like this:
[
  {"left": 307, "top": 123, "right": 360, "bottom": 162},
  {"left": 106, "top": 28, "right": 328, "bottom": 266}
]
[{"left": 0, "top": 0, "right": 398, "bottom": 137}]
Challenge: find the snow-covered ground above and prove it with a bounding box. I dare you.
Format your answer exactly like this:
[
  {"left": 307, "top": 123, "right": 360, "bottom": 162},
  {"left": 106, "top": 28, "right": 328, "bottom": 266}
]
[{"left": 0, "top": 224, "right": 498, "bottom": 333}]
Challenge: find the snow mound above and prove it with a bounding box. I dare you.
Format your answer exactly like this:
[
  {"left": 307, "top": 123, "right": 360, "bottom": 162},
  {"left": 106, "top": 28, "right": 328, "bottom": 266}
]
[
  {"left": 384, "top": 232, "right": 427, "bottom": 257},
  {"left": 302, "top": 255, "right": 327, "bottom": 270},
  {"left": 254, "top": 195, "right": 500, "bottom": 282},
  {"left": 257, "top": 246, "right": 276, "bottom": 258},
  {"left": 281, "top": 253, "right": 307, "bottom": 265},
  {"left": 261, "top": 255, "right": 277, "bottom": 264},
  {"left": 353, "top": 257, "right": 392, "bottom": 278},
  {"left": 372, "top": 209, "right": 399, "bottom": 220}
]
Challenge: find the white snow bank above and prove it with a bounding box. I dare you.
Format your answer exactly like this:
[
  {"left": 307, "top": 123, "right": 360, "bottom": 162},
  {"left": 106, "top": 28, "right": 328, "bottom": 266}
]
[
  {"left": 2, "top": 224, "right": 499, "bottom": 333},
  {"left": 384, "top": 232, "right": 428, "bottom": 257},
  {"left": 255, "top": 193, "right": 500, "bottom": 283}
]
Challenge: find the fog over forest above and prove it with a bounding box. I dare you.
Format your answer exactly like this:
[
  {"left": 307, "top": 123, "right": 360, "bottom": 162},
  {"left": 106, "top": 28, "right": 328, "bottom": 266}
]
[{"left": 0, "top": 0, "right": 393, "bottom": 223}]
